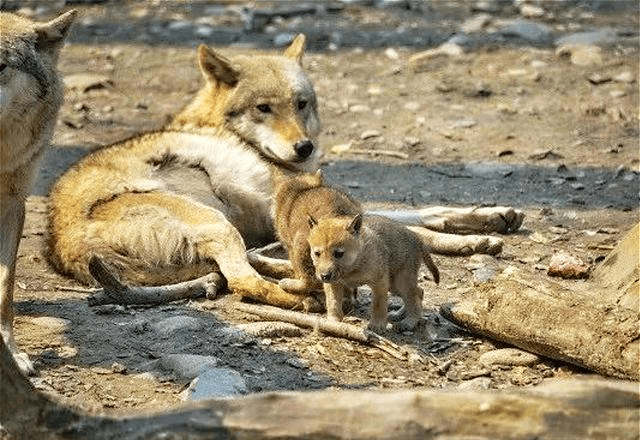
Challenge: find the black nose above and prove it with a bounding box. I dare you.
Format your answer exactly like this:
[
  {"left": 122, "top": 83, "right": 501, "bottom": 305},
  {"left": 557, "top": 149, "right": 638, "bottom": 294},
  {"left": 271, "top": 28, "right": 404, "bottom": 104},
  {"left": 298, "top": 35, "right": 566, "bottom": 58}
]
[
  {"left": 320, "top": 272, "right": 333, "bottom": 282},
  {"left": 294, "top": 140, "right": 314, "bottom": 159}
]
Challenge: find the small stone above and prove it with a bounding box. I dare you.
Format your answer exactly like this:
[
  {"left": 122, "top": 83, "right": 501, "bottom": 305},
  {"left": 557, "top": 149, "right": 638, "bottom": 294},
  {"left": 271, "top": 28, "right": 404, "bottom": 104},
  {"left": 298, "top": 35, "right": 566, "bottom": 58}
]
[
  {"left": 613, "top": 71, "right": 635, "bottom": 83},
  {"left": 557, "top": 45, "right": 603, "bottom": 66},
  {"left": 461, "top": 14, "right": 492, "bottom": 34},
  {"left": 519, "top": 4, "right": 545, "bottom": 18},
  {"left": 547, "top": 251, "right": 589, "bottom": 279},
  {"left": 349, "top": 104, "right": 371, "bottom": 113},
  {"left": 152, "top": 316, "right": 201, "bottom": 334},
  {"left": 384, "top": 47, "right": 399, "bottom": 60},
  {"left": 111, "top": 362, "right": 127, "bottom": 374},
  {"left": 182, "top": 367, "right": 247, "bottom": 401},
  {"left": 479, "top": 348, "right": 541, "bottom": 367}
]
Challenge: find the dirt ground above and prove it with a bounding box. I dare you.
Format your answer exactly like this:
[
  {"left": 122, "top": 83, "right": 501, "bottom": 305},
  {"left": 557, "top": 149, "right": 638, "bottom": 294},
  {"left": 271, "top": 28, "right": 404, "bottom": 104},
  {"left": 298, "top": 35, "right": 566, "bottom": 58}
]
[{"left": 6, "top": 0, "right": 638, "bottom": 414}]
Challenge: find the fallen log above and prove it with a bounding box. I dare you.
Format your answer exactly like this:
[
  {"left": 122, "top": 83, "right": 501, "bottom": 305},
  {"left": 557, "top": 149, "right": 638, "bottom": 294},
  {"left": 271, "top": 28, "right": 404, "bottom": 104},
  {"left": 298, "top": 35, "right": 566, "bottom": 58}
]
[
  {"left": 1, "top": 337, "right": 637, "bottom": 440},
  {"left": 441, "top": 224, "right": 640, "bottom": 380}
]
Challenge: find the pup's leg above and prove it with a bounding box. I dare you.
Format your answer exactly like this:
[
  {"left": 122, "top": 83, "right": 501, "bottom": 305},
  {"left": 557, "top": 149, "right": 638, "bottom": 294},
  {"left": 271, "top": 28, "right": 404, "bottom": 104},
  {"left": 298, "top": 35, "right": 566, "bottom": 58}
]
[
  {"left": 394, "top": 286, "right": 424, "bottom": 332},
  {"left": 0, "top": 191, "right": 34, "bottom": 375},
  {"left": 367, "top": 284, "right": 389, "bottom": 333},
  {"left": 324, "top": 283, "right": 347, "bottom": 321}
]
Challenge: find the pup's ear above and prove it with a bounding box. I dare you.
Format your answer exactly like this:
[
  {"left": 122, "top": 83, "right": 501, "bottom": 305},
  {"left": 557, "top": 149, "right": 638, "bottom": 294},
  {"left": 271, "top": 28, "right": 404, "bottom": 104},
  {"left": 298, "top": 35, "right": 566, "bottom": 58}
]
[
  {"left": 283, "top": 34, "right": 305, "bottom": 66},
  {"left": 308, "top": 214, "right": 318, "bottom": 229},
  {"left": 347, "top": 214, "right": 362, "bottom": 235},
  {"left": 198, "top": 45, "right": 239, "bottom": 87},
  {"left": 36, "top": 9, "right": 77, "bottom": 54}
]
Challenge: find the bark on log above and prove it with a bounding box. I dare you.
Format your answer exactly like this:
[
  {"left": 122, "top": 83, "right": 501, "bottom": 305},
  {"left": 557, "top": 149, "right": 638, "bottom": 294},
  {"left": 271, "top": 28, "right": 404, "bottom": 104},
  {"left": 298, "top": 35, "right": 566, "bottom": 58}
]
[
  {"left": 441, "top": 275, "right": 639, "bottom": 381},
  {"left": 1, "top": 337, "right": 637, "bottom": 440},
  {"left": 440, "top": 224, "right": 640, "bottom": 381}
]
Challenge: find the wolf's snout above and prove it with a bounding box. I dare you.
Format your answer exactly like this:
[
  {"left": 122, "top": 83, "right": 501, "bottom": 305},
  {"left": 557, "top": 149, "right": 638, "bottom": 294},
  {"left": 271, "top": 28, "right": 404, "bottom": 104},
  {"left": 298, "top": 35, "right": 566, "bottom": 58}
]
[{"left": 294, "top": 140, "right": 314, "bottom": 159}]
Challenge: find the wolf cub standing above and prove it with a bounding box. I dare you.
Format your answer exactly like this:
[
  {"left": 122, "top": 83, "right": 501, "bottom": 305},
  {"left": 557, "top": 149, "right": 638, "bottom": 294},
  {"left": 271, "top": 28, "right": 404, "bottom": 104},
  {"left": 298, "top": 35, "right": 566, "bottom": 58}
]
[
  {"left": 0, "top": 10, "right": 76, "bottom": 374},
  {"left": 308, "top": 214, "right": 440, "bottom": 333},
  {"left": 273, "top": 171, "right": 361, "bottom": 299}
]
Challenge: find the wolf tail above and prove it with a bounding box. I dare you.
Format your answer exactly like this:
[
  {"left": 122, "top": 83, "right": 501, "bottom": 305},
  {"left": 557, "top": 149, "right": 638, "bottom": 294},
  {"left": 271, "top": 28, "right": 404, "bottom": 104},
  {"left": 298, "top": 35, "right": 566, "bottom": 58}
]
[{"left": 421, "top": 242, "right": 440, "bottom": 285}]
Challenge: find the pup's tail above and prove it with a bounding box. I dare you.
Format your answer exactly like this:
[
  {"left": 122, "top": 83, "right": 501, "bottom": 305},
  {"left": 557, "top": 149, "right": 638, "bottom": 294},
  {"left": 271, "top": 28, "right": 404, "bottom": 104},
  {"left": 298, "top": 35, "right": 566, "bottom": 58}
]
[{"left": 421, "top": 243, "right": 440, "bottom": 285}]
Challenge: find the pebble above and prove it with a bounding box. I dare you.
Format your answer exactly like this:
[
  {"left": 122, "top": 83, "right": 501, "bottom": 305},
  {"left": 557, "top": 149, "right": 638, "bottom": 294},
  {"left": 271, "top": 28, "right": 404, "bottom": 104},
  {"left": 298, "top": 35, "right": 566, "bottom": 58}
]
[
  {"left": 613, "top": 71, "right": 635, "bottom": 83},
  {"left": 457, "top": 377, "right": 492, "bottom": 391},
  {"left": 500, "top": 19, "right": 552, "bottom": 44},
  {"left": 461, "top": 14, "right": 492, "bottom": 34},
  {"left": 547, "top": 251, "right": 589, "bottom": 279},
  {"left": 519, "top": 4, "right": 545, "bottom": 18},
  {"left": 182, "top": 367, "right": 247, "bottom": 401},
  {"left": 555, "top": 29, "right": 617, "bottom": 47},
  {"left": 479, "top": 348, "right": 541, "bottom": 367},
  {"left": 349, "top": 104, "right": 371, "bottom": 113},
  {"left": 157, "top": 354, "right": 219, "bottom": 380}
]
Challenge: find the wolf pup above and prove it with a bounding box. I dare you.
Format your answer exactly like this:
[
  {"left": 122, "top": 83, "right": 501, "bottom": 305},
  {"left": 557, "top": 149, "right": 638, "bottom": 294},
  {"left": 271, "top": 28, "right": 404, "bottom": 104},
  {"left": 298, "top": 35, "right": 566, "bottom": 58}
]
[
  {"left": 273, "top": 170, "right": 361, "bottom": 304},
  {"left": 47, "top": 35, "right": 323, "bottom": 310},
  {"left": 308, "top": 214, "right": 440, "bottom": 333},
  {"left": 0, "top": 10, "right": 76, "bottom": 375}
]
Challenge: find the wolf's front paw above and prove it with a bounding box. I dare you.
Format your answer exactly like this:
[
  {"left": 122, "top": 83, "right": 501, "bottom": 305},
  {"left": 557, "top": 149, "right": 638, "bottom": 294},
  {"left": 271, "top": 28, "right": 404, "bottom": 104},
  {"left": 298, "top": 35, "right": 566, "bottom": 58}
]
[
  {"left": 367, "top": 320, "right": 388, "bottom": 334},
  {"left": 14, "top": 351, "right": 36, "bottom": 376}
]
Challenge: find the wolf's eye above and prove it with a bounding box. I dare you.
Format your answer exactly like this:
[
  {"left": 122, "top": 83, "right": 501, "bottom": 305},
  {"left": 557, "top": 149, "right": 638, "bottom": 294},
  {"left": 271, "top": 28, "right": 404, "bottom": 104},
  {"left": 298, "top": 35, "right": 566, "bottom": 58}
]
[
  {"left": 333, "top": 250, "right": 344, "bottom": 259},
  {"left": 297, "top": 99, "right": 307, "bottom": 111},
  {"left": 256, "top": 104, "right": 271, "bottom": 113}
]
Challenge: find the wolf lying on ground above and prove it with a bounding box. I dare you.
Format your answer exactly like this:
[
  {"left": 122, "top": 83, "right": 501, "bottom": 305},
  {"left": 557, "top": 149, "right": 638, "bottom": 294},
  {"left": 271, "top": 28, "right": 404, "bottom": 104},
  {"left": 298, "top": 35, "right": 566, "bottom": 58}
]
[
  {"left": 0, "top": 10, "right": 76, "bottom": 375},
  {"left": 309, "top": 213, "right": 439, "bottom": 333},
  {"left": 47, "top": 34, "right": 523, "bottom": 312}
]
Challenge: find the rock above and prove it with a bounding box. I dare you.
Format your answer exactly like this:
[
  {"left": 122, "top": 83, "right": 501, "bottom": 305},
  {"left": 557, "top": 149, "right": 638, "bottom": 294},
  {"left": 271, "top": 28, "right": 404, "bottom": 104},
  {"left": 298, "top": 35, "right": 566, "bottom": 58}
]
[
  {"left": 28, "top": 316, "right": 72, "bottom": 332},
  {"left": 500, "top": 19, "right": 552, "bottom": 44},
  {"left": 461, "top": 14, "right": 492, "bottom": 34},
  {"left": 547, "top": 251, "right": 589, "bottom": 279},
  {"left": 457, "top": 377, "right": 493, "bottom": 391},
  {"left": 158, "top": 354, "right": 219, "bottom": 380},
  {"left": 556, "top": 45, "right": 603, "bottom": 66},
  {"left": 384, "top": 47, "right": 400, "bottom": 60},
  {"left": 471, "top": 0, "right": 500, "bottom": 13},
  {"left": 555, "top": 28, "right": 617, "bottom": 47},
  {"left": 519, "top": 4, "right": 545, "bottom": 18},
  {"left": 349, "top": 104, "right": 371, "bottom": 113},
  {"left": 479, "top": 348, "right": 541, "bottom": 367},
  {"left": 613, "top": 71, "right": 635, "bottom": 83},
  {"left": 152, "top": 315, "right": 201, "bottom": 334},
  {"left": 182, "top": 367, "right": 247, "bottom": 401},
  {"left": 450, "top": 118, "right": 477, "bottom": 129}
]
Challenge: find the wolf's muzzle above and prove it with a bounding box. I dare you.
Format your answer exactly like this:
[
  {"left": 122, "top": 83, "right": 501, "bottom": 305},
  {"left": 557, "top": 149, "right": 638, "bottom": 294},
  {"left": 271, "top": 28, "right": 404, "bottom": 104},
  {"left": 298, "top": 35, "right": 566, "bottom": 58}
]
[{"left": 294, "top": 140, "right": 314, "bottom": 159}]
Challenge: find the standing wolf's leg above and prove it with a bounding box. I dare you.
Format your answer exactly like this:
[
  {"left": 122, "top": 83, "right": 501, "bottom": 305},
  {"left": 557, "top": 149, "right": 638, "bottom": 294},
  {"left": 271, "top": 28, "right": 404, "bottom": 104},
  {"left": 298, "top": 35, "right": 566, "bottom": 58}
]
[{"left": 0, "top": 189, "right": 34, "bottom": 375}]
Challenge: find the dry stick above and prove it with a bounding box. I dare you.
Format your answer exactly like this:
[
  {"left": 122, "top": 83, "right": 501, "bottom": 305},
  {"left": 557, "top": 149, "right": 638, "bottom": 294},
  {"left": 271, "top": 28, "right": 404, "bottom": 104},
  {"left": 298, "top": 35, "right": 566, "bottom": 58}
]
[
  {"left": 87, "top": 256, "right": 225, "bottom": 306},
  {"left": 235, "top": 302, "right": 408, "bottom": 360},
  {"left": 347, "top": 148, "right": 410, "bottom": 160}
]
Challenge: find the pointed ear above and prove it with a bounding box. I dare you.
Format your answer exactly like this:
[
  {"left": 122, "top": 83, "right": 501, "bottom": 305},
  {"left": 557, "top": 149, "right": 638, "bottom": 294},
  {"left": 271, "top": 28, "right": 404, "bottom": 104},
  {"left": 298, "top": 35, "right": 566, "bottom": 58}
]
[
  {"left": 35, "top": 9, "right": 77, "bottom": 53},
  {"left": 283, "top": 34, "right": 306, "bottom": 66},
  {"left": 308, "top": 214, "right": 318, "bottom": 229},
  {"left": 198, "top": 45, "right": 239, "bottom": 87},
  {"left": 347, "top": 214, "right": 363, "bottom": 235}
]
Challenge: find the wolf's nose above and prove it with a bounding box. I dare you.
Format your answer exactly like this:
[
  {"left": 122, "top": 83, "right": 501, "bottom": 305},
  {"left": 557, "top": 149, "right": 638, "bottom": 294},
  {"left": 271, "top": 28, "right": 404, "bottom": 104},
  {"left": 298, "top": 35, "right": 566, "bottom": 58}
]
[
  {"left": 294, "top": 140, "right": 314, "bottom": 159},
  {"left": 320, "top": 272, "right": 333, "bottom": 282}
]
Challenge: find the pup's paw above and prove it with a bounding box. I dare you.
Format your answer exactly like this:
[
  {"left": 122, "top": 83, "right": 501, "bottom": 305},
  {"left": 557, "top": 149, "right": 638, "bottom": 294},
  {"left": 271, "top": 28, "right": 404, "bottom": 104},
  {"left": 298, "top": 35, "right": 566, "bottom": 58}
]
[{"left": 366, "top": 321, "right": 388, "bottom": 334}]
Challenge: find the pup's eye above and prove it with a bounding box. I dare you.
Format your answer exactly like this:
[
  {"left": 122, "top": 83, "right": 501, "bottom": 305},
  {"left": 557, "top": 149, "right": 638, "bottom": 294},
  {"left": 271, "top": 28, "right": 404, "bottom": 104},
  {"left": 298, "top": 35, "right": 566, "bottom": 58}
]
[
  {"left": 256, "top": 104, "right": 271, "bottom": 113},
  {"left": 333, "top": 250, "right": 344, "bottom": 259},
  {"left": 297, "top": 99, "right": 307, "bottom": 111}
]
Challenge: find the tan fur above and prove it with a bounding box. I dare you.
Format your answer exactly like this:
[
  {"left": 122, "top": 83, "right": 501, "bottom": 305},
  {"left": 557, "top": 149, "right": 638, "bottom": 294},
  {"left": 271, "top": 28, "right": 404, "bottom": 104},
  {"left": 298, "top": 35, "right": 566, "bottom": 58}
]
[
  {"left": 308, "top": 214, "right": 440, "bottom": 333},
  {"left": 47, "top": 35, "right": 324, "bottom": 311},
  {"left": 0, "top": 10, "right": 76, "bottom": 375},
  {"left": 273, "top": 171, "right": 361, "bottom": 297}
]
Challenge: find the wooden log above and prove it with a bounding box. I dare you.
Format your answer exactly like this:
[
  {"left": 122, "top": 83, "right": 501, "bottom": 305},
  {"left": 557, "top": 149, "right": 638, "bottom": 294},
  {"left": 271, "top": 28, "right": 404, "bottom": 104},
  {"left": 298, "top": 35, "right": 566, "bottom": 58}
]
[
  {"left": 441, "top": 274, "right": 639, "bottom": 381},
  {"left": 1, "top": 337, "right": 637, "bottom": 440}
]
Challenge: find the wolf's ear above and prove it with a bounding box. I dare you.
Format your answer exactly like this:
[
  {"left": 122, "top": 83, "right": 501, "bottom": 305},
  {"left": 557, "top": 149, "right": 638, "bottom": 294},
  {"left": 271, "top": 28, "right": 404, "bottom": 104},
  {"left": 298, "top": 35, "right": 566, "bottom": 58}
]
[
  {"left": 35, "top": 9, "right": 77, "bottom": 53},
  {"left": 283, "top": 34, "right": 306, "bottom": 66},
  {"left": 347, "top": 214, "right": 362, "bottom": 235},
  {"left": 308, "top": 214, "right": 318, "bottom": 229},
  {"left": 198, "top": 45, "right": 240, "bottom": 87}
]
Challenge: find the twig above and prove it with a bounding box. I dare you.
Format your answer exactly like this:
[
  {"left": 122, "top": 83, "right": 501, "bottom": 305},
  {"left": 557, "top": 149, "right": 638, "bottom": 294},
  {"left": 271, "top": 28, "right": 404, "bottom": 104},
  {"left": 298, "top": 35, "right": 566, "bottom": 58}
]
[
  {"left": 235, "top": 302, "right": 408, "bottom": 360},
  {"left": 87, "top": 256, "right": 225, "bottom": 306},
  {"left": 346, "top": 148, "right": 409, "bottom": 160}
]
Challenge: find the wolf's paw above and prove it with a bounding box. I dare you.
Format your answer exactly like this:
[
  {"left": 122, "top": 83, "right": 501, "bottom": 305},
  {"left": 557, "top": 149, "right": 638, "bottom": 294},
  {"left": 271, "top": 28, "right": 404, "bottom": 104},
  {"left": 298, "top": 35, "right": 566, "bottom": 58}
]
[
  {"left": 14, "top": 351, "right": 36, "bottom": 376},
  {"left": 474, "top": 236, "right": 504, "bottom": 255},
  {"left": 367, "top": 321, "right": 388, "bottom": 334},
  {"left": 477, "top": 207, "right": 525, "bottom": 234}
]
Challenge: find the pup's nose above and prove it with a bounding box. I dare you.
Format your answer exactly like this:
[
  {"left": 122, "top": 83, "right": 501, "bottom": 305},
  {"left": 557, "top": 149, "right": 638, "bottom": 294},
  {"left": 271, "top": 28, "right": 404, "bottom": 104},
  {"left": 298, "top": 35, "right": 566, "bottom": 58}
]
[
  {"left": 294, "top": 140, "right": 314, "bottom": 159},
  {"left": 320, "top": 272, "right": 333, "bottom": 283}
]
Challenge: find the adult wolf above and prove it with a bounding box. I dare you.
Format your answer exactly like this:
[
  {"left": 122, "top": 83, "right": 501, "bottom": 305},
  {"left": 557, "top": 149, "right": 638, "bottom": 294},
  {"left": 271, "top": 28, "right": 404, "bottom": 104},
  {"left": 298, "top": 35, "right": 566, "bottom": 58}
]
[
  {"left": 48, "top": 35, "right": 322, "bottom": 310},
  {"left": 0, "top": 10, "right": 76, "bottom": 375}
]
